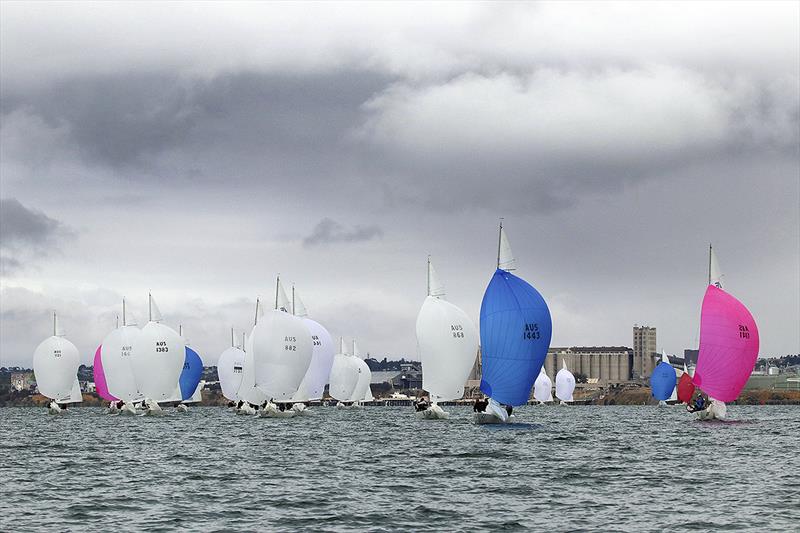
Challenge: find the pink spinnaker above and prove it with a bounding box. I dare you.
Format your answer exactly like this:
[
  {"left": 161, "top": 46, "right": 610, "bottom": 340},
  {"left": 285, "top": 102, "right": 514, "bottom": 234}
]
[
  {"left": 692, "top": 285, "right": 759, "bottom": 402},
  {"left": 93, "top": 345, "right": 118, "bottom": 401}
]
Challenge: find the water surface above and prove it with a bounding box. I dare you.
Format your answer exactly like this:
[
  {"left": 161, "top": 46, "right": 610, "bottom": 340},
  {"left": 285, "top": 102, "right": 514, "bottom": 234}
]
[{"left": 2, "top": 405, "right": 798, "bottom": 532}]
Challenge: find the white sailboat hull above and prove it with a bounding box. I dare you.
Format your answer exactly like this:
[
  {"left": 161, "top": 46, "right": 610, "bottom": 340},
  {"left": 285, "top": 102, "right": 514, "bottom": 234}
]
[
  {"left": 259, "top": 403, "right": 297, "bottom": 418},
  {"left": 416, "top": 404, "right": 449, "bottom": 420}
]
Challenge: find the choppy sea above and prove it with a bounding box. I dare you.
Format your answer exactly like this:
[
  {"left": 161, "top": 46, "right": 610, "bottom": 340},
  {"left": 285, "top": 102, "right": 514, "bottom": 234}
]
[{"left": 1, "top": 405, "right": 798, "bottom": 532}]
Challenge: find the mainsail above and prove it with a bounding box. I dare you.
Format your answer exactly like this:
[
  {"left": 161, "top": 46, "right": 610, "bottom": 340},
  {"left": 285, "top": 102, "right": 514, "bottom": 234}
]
[
  {"left": 328, "top": 337, "right": 360, "bottom": 401},
  {"left": 131, "top": 294, "right": 185, "bottom": 402},
  {"left": 555, "top": 360, "right": 576, "bottom": 402},
  {"left": 348, "top": 356, "right": 372, "bottom": 402},
  {"left": 33, "top": 312, "right": 80, "bottom": 400},
  {"left": 479, "top": 222, "right": 552, "bottom": 406},
  {"left": 417, "top": 257, "right": 479, "bottom": 402}
]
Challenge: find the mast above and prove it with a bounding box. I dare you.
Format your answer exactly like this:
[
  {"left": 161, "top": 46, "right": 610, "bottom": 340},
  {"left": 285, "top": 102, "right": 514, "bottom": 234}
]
[
  {"left": 116, "top": 314, "right": 120, "bottom": 329},
  {"left": 427, "top": 255, "right": 431, "bottom": 296},
  {"left": 122, "top": 298, "right": 127, "bottom": 326},
  {"left": 231, "top": 327, "right": 235, "bottom": 348},
  {"left": 253, "top": 298, "right": 260, "bottom": 326},
  {"left": 275, "top": 275, "right": 280, "bottom": 310},
  {"left": 53, "top": 311, "right": 57, "bottom": 336},
  {"left": 708, "top": 243, "right": 712, "bottom": 286},
  {"left": 179, "top": 324, "right": 183, "bottom": 337},
  {"left": 292, "top": 284, "right": 296, "bottom": 315},
  {"left": 497, "top": 218, "right": 504, "bottom": 269},
  {"left": 148, "top": 292, "right": 152, "bottom": 322},
  {"left": 242, "top": 332, "right": 246, "bottom": 351}
]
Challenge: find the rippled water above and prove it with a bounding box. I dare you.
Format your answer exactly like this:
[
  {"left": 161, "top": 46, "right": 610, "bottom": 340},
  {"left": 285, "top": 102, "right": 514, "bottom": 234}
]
[{"left": 1, "top": 405, "right": 798, "bottom": 532}]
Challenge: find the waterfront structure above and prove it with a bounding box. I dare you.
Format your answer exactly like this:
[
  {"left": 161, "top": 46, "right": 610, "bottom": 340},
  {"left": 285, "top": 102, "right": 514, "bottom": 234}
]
[
  {"left": 633, "top": 325, "right": 658, "bottom": 380},
  {"left": 545, "top": 347, "right": 633, "bottom": 387}
]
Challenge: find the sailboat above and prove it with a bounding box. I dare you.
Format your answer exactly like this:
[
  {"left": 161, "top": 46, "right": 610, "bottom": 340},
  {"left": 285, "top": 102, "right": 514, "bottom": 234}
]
[
  {"left": 415, "top": 256, "right": 479, "bottom": 419},
  {"left": 476, "top": 221, "right": 553, "bottom": 424},
  {"left": 236, "top": 299, "right": 268, "bottom": 414},
  {"left": 555, "top": 360, "right": 576, "bottom": 406},
  {"left": 532, "top": 367, "right": 554, "bottom": 405},
  {"left": 288, "top": 286, "right": 335, "bottom": 415},
  {"left": 218, "top": 328, "right": 246, "bottom": 404},
  {"left": 347, "top": 339, "right": 372, "bottom": 407},
  {"left": 685, "top": 245, "right": 759, "bottom": 420},
  {"left": 174, "top": 325, "right": 204, "bottom": 412},
  {"left": 33, "top": 312, "right": 81, "bottom": 414},
  {"left": 328, "top": 337, "right": 360, "bottom": 407},
  {"left": 131, "top": 294, "right": 185, "bottom": 414},
  {"left": 651, "top": 352, "right": 677, "bottom": 407},
  {"left": 253, "top": 276, "right": 313, "bottom": 418},
  {"left": 100, "top": 299, "right": 143, "bottom": 415}
]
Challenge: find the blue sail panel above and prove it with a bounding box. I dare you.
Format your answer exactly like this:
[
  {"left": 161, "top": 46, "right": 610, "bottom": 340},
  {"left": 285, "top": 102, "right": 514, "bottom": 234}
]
[
  {"left": 650, "top": 361, "right": 676, "bottom": 401},
  {"left": 479, "top": 269, "right": 552, "bottom": 406},
  {"left": 178, "top": 347, "right": 204, "bottom": 401}
]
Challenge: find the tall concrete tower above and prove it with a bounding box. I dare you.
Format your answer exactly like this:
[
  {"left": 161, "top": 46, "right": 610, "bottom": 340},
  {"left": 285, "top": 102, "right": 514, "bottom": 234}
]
[{"left": 633, "top": 325, "right": 657, "bottom": 380}]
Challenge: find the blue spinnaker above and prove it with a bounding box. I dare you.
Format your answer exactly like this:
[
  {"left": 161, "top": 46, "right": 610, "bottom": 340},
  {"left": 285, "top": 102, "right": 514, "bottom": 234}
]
[
  {"left": 179, "top": 347, "right": 203, "bottom": 401},
  {"left": 479, "top": 269, "right": 552, "bottom": 406},
  {"left": 650, "top": 361, "right": 676, "bottom": 401}
]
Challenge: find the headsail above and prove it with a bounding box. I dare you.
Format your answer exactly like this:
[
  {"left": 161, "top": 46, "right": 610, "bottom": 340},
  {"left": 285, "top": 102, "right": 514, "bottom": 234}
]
[
  {"left": 692, "top": 284, "right": 759, "bottom": 402},
  {"left": 417, "top": 259, "right": 479, "bottom": 402},
  {"left": 56, "top": 377, "right": 83, "bottom": 404}
]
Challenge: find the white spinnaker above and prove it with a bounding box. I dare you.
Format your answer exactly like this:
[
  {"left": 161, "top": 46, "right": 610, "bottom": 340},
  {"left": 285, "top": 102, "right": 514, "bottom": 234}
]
[
  {"left": 328, "top": 353, "right": 360, "bottom": 401},
  {"left": 101, "top": 325, "right": 143, "bottom": 402},
  {"left": 217, "top": 346, "right": 246, "bottom": 401},
  {"left": 252, "top": 309, "right": 313, "bottom": 401},
  {"left": 237, "top": 326, "right": 267, "bottom": 405},
  {"left": 57, "top": 377, "right": 83, "bottom": 404},
  {"left": 131, "top": 321, "right": 185, "bottom": 402},
  {"left": 348, "top": 357, "right": 371, "bottom": 402},
  {"left": 533, "top": 367, "right": 554, "bottom": 402},
  {"left": 291, "top": 318, "right": 335, "bottom": 402},
  {"left": 555, "top": 361, "right": 576, "bottom": 402},
  {"left": 416, "top": 296, "right": 479, "bottom": 402},
  {"left": 33, "top": 335, "right": 80, "bottom": 400},
  {"left": 498, "top": 223, "right": 516, "bottom": 271}
]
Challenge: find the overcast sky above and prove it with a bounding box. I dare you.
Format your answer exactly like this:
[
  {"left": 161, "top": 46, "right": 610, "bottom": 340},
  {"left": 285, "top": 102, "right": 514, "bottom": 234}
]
[{"left": 1, "top": 1, "right": 798, "bottom": 367}]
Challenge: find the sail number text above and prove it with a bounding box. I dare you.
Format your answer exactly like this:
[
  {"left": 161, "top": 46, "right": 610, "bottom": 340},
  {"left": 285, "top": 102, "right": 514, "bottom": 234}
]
[
  {"left": 451, "top": 324, "right": 465, "bottom": 338},
  {"left": 284, "top": 336, "right": 297, "bottom": 351},
  {"left": 738, "top": 325, "right": 751, "bottom": 339},
  {"left": 155, "top": 341, "right": 169, "bottom": 353},
  {"left": 523, "top": 323, "right": 541, "bottom": 340},
  {"left": 311, "top": 335, "right": 321, "bottom": 347}
]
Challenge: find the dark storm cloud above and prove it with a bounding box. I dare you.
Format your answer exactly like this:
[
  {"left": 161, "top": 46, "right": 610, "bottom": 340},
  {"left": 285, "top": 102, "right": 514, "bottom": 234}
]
[
  {"left": 0, "top": 198, "right": 71, "bottom": 274},
  {"left": 303, "top": 218, "right": 383, "bottom": 247}
]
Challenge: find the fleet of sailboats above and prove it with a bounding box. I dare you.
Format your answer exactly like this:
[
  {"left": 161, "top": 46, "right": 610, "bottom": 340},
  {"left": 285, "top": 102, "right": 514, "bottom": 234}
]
[{"left": 27, "top": 233, "right": 762, "bottom": 424}]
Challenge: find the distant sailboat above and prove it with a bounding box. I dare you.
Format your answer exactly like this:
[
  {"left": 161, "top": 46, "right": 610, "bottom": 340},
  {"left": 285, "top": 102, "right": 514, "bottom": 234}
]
[
  {"left": 252, "top": 276, "right": 313, "bottom": 410},
  {"left": 476, "top": 221, "right": 552, "bottom": 423},
  {"left": 651, "top": 352, "right": 677, "bottom": 406},
  {"left": 218, "top": 328, "right": 246, "bottom": 403},
  {"left": 33, "top": 312, "right": 81, "bottom": 414},
  {"left": 289, "top": 286, "right": 335, "bottom": 413},
  {"left": 100, "top": 299, "right": 143, "bottom": 415},
  {"left": 555, "top": 360, "right": 576, "bottom": 405},
  {"left": 172, "top": 325, "right": 204, "bottom": 411},
  {"left": 532, "top": 367, "right": 554, "bottom": 405},
  {"left": 416, "top": 256, "right": 479, "bottom": 419},
  {"left": 131, "top": 294, "right": 185, "bottom": 409},
  {"left": 237, "top": 299, "right": 268, "bottom": 414},
  {"left": 688, "top": 245, "right": 759, "bottom": 420},
  {"left": 328, "top": 337, "right": 360, "bottom": 406},
  {"left": 348, "top": 339, "right": 372, "bottom": 406}
]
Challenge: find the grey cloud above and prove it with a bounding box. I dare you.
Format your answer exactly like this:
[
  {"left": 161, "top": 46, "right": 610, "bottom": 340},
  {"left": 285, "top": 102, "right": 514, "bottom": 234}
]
[
  {"left": 303, "top": 218, "right": 383, "bottom": 247},
  {"left": 0, "top": 198, "right": 72, "bottom": 275}
]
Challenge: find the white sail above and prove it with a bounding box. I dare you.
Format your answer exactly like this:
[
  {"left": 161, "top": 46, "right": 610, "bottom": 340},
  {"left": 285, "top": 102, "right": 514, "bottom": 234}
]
[
  {"left": 185, "top": 380, "right": 203, "bottom": 404},
  {"left": 328, "top": 353, "right": 360, "bottom": 401},
  {"left": 149, "top": 293, "right": 163, "bottom": 322},
  {"left": 276, "top": 278, "right": 291, "bottom": 313},
  {"left": 352, "top": 339, "right": 362, "bottom": 359},
  {"left": 339, "top": 336, "right": 348, "bottom": 355},
  {"left": 54, "top": 313, "right": 66, "bottom": 336},
  {"left": 165, "top": 383, "right": 183, "bottom": 403},
  {"left": 416, "top": 295, "right": 479, "bottom": 402},
  {"left": 709, "top": 245, "right": 723, "bottom": 289},
  {"left": 427, "top": 258, "right": 446, "bottom": 298},
  {"left": 217, "top": 346, "right": 246, "bottom": 401},
  {"left": 555, "top": 360, "right": 576, "bottom": 402},
  {"left": 498, "top": 223, "right": 516, "bottom": 271},
  {"left": 291, "top": 318, "right": 335, "bottom": 402},
  {"left": 293, "top": 287, "right": 308, "bottom": 318},
  {"left": 237, "top": 325, "right": 267, "bottom": 405},
  {"left": 364, "top": 384, "right": 374, "bottom": 402},
  {"left": 101, "top": 324, "right": 143, "bottom": 402},
  {"left": 533, "top": 367, "right": 554, "bottom": 403},
  {"left": 252, "top": 309, "right": 313, "bottom": 401},
  {"left": 56, "top": 377, "right": 83, "bottom": 404},
  {"left": 33, "top": 334, "right": 80, "bottom": 400},
  {"left": 348, "top": 357, "right": 371, "bottom": 402},
  {"left": 131, "top": 320, "right": 185, "bottom": 402}
]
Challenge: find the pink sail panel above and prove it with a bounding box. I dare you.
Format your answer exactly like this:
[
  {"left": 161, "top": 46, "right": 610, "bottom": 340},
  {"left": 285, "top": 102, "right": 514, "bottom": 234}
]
[
  {"left": 93, "top": 345, "right": 118, "bottom": 402},
  {"left": 692, "top": 285, "right": 759, "bottom": 402}
]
